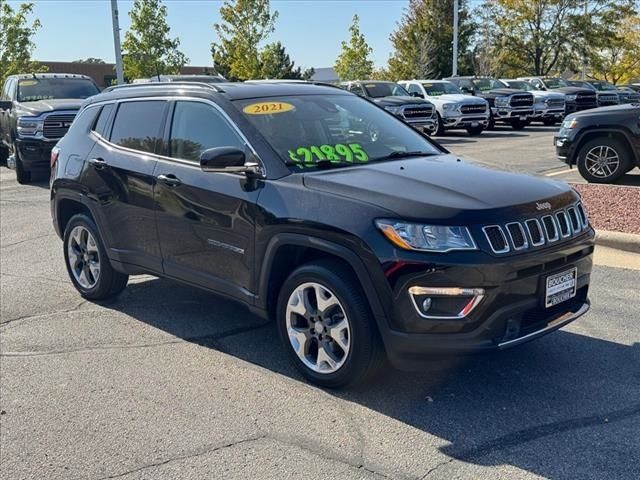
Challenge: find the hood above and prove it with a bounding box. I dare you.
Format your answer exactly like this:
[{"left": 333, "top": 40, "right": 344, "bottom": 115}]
[
  {"left": 302, "top": 155, "right": 575, "bottom": 222},
  {"left": 530, "top": 91, "right": 565, "bottom": 100},
  {"left": 430, "top": 94, "right": 485, "bottom": 104},
  {"left": 373, "top": 96, "right": 431, "bottom": 107},
  {"left": 482, "top": 88, "right": 527, "bottom": 97},
  {"left": 567, "top": 103, "right": 639, "bottom": 121},
  {"left": 17, "top": 98, "right": 83, "bottom": 115},
  {"left": 550, "top": 87, "right": 594, "bottom": 95}
]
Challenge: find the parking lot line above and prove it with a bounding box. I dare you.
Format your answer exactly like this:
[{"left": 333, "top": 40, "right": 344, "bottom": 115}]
[{"left": 545, "top": 168, "right": 574, "bottom": 177}]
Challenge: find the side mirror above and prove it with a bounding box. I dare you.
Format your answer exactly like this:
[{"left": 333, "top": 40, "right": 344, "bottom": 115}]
[
  {"left": 200, "top": 147, "right": 261, "bottom": 176},
  {"left": 0, "top": 100, "right": 12, "bottom": 111},
  {"left": 409, "top": 91, "right": 423, "bottom": 98},
  {"left": 460, "top": 87, "right": 472, "bottom": 95}
]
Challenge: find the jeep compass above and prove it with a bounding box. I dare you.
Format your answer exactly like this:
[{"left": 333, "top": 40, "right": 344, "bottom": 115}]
[{"left": 50, "top": 82, "right": 594, "bottom": 387}]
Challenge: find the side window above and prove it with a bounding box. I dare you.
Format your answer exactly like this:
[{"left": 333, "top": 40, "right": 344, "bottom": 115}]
[
  {"left": 93, "top": 103, "right": 114, "bottom": 137},
  {"left": 349, "top": 83, "right": 365, "bottom": 96},
  {"left": 408, "top": 84, "right": 422, "bottom": 96},
  {"left": 2, "top": 79, "right": 14, "bottom": 101},
  {"left": 169, "top": 101, "right": 244, "bottom": 163},
  {"left": 460, "top": 80, "right": 474, "bottom": 92},
  {"left": 110, "top": 101, "right": 166, "bottom": 154}
]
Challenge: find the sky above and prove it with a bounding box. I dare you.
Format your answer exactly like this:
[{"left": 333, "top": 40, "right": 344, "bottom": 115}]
[{"left": 13, "top": 0, "right": 418, "bottom": 69}]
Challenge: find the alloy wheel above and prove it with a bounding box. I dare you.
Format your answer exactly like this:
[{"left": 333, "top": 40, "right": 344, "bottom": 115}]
[
  {"left": 584, "top": 145, "right": 620, "bottom": 178},
  {"left": 67, "top": 226, "right": 101, "bottom": 289},
  {"left": 285, "top": 282, "right": 351, "bottom": 374}
]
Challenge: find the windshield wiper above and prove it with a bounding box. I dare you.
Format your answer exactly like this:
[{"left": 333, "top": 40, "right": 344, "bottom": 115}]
[{"left": 370, "top": 151, "right": 438, "bottom": 162}]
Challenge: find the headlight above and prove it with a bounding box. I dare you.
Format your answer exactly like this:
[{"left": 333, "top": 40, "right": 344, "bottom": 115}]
[
  {"left": 495, "top": 96, "right": 509, "bottom": 107},
  {"left": 385, "top": 106, "right": 403, "bottom": 115},
  {"left": 565, "top": 94, "right": 577, "bottom": 101},
  {"left": 376, "top": 220, "right": 477, "bottom": 252},
  {"left": 442, "top": 103, "right": 456, "bottom": 111},
  {"left": 561, "top": 118, "right": 578, "bottom": 129},
  {"left": 17, "top": 116, "right": 44, "bottom": 137}
]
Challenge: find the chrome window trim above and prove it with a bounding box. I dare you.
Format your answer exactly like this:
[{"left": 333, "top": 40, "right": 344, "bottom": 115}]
[
  {"left": 93, "top": 95, "right": 266, "bottom": 177},
  {"left": 482, "top": 225, "right": 510, "bottom": 254},
  {"left": 506, "top": 222, "right": 529, "bottom": 250},
  {"left": 541, "top": 215, "right": 560, "bottom": 242},
  {"left": 525, "top": 218, "right": 546, "bottom": 247}
]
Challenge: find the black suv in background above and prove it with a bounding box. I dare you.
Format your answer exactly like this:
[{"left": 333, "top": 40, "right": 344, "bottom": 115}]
[
  {"left": 517, "top": 77, "right": 598, "bottom": 113},
  {"left": 339, "top": 80, "right": 437, "bottom": 134},
  {"left": 0, "top": 73, "right": 100, "bottom": 183},
  {"left": 443, "top": 76, "right": 534, "bottom": 130},
  {"left": 555, "top": 103, "right": 640, "bottom": 183},
  {"left": 51, "top": 82, "right": 594, "bottom": 387}
]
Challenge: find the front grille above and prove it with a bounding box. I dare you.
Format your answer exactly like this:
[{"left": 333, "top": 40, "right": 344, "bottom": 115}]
[
  {"left": 402, "top": 105, "right": 434, "bottom": 120},
  {"left": 510, "top": 94, "right": 534, "bottom": 107},
  {"left": 460, "top": 104, "right": 487, "bottom": 114},
  {"left": 545, "top": 98, "right": 565, "bottom": 108},
  {"left": 576, "top": 93, "right": 597, "bottom": 105},
  {"left": 483, "top": 202, "right": 589, "bottom": 254},
  {"left": 43, "top": 113, "right": 77, "bottom": 139},
  {"left": 597, "top": 94, "right": 618, "bottom": 105}
]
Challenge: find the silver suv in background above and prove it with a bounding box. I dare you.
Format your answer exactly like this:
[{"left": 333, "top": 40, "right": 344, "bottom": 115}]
[
  {"left": 501, "top": 79, "right": 566, "bottom": 126},
  {"left": 399, "top": 80, "right": 489, "bottom": 135}
]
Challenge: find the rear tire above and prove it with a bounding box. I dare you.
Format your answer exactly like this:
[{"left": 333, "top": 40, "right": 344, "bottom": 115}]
[
  {"left": 276, "top": 260, "right": 384, "bottom": 388},
  {"left": 63, "top": 214, "right": 129, "bottom": 300},
  {"left": 576, "top": 136, "right": 630, "bottom": 184}
]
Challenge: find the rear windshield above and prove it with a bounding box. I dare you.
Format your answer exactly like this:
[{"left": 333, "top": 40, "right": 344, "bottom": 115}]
[
  {"left": 17, "top": 78, "right": 100, "bottom": 102},
  {"left": 234, "top": 94, "right": 440, "bottom": 170},
  {"left": 362, "top": 83, "right": 409, "bottom": 98}
]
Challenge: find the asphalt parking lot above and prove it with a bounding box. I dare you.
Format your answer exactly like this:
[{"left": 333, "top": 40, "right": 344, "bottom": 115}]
[{"left": 1, "top": 127, "right": 639, "bottom": 479}]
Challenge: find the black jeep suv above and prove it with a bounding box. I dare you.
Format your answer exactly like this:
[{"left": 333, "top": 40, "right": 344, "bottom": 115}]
[
  {"left": 555, "top": 104, "right": 640, "bottom": 183},
  {"left": 51, "top": 82, "right": 594, "bottom": 387},
  {"left": 0, "top": 73, "right": 100, "bottom": 183}
]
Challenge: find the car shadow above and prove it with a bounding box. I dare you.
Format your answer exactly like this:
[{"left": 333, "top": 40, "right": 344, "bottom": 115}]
[
  {"left": 615, "top": 172, "right": 640, "bottom": 187},
  {"left": 99, "top": 276, "right": 640, "bottom": 480}
]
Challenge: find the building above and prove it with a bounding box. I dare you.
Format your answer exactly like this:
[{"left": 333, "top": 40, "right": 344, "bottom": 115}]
[{"left": 38, "top": 61, "right": 220, "bottom": 88}]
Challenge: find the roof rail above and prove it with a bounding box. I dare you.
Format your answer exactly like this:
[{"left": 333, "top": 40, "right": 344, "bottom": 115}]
[{"left": 103, "top": 81, "right": 225, "bottom": 93}]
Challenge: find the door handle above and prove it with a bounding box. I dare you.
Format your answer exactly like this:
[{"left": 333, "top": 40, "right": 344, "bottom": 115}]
[
  {"left": 88, "top": 157, "right": 108, "bottom": 169},
  {"left": 157, "top": 173, "right": 182, "bottom": 187}
]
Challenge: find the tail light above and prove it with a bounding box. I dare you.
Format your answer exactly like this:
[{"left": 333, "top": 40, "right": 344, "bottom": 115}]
[{"left": 50, "top": 146, "right": 60, "bottom": 168}]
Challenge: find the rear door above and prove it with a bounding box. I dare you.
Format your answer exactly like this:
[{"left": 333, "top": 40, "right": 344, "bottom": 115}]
[
  {"left": 81, "top": 99, "right": 169, "bottom": 272},
  {"left": 153, "top": 99, "right": 261, "bottom": 304}
]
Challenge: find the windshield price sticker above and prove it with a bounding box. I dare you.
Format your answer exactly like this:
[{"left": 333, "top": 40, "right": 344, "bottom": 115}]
[
  {"left": 288, "top": 143, "right": 369, "bottom": 165},
  {"left": 243, "top": 102, "right": 295, "bottom": 115},
  {"left": 18, "top": 80, "right": 39, "bottom": 86}
]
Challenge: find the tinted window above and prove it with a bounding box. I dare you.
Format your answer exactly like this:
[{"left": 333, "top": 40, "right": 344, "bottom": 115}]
[
  {"left": 422, "top": 82, "right": 461, "bottom": 95},
  {"left": 16, "top": 78, "right": 100, "bottom": 102},
  {"left": 362, "top": 82, "right": 409, "bottom": 98},
  {"left": 169, "top": 101, "right": 244, "bottom": 162},
  {"left": 110, "top": 101, "right": 166, "bottom": 154},
  {"left": 93, "top": 103, "right": 114, "bottom": 137},
  {"left": 407, "top": 84, "right": 422, "bottom": 95}
]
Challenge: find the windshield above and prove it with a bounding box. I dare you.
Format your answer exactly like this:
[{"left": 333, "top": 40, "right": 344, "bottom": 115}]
[
  {"left": 362, "top": 82, "right": 409, "bottom": 98},
  {"left": 17, "top": 78, "right": 99, "bottom": 102},
  {"left": 590, "top": 81, "right": 616, "bottom": 91},
  {"left": 504, "top": 80, "right": 533, "bottom": 91},
  {"left": 544, "top": 78, "right": 569, "bottom": 88},
  {"left": 421, "top": 82, "right": 461, "bottom": 96},
  {"left": 471, "top": 78, "right": 507, "bottom": 91},
  {"left": 235, "top": 94, "right": 441, "bottom": 170}
]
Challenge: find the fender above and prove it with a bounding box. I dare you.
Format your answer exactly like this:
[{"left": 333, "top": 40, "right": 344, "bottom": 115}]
[
  {"left": 573, "top": 127, "right": 640, "bottom": 166},
  {"left": 256, "top": 232, "right": 388, "bottom": 322}
]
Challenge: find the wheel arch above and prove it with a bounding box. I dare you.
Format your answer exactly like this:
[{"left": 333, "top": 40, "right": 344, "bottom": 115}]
[
  {"left": 257, "top": 233, "right": 387, "bottom": 328},
  {"left": 573, "top": 128, "right": 639, "bottom": 167}
]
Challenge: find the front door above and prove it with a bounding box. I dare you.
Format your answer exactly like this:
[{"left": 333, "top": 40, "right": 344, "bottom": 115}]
[{"left": 153, "top": 99, "right": 261, "bottom": 303}]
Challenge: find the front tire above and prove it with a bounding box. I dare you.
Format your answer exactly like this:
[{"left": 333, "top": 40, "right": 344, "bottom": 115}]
[
  {"left": 14, "top": 146, "right": 31, "bottom": 184},
  {"left": 510, "top": 118, "right": 527, "bottom": 130},
  {"left": 466, "top": 125, "right": 484, "bottom": 136},
  {"left": 63, "top": 214, "right": 128, "bottom": 300},
  {"left": 433, "top": 112, "right": 445, "bottom": 136},
  {"left": 276, "top": 260, "right": 384, "bottom": 388},
  {"left": 577, "top": 137, "right": 630, "bottom": 184}
]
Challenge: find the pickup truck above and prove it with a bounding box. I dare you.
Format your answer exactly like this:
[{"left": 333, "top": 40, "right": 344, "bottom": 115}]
[{"left": 0, "top": 73, "right": 100, "bottom": 183}]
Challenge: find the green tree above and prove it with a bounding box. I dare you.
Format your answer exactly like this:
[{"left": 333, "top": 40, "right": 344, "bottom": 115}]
[
  {"left": 334, "top": 14, "right": 373, "bottom": 80},
  {"left": 258, "top": 41, "right": 312, "bottom": 79},
  {"left": 212, "top": 0, "right": 278, "bottom": 81},
  {"left": 387, "top": 0, "right": 474, "bottom": 81},
  {"left": 588, "top": 13, "right": 640, "bottom": 83},
  {"left": 122, "top": 0, "right": 187, "bottom": 80},
  {"left": 0, "top": 1, "right": 45, "bottom": 84}
]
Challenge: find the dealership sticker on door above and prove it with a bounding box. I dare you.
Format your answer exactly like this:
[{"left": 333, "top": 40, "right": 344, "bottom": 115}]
[{"left": 545, "top": 267, "right": 577, "bottom": 308}]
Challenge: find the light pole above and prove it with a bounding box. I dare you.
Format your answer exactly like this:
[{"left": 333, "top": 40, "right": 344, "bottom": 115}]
[
  {"left": 452, "top": 0, "right": 459, "bottom": 76},
  {"left": 111, "top": 0, "right": 124, "bottom": 84}
]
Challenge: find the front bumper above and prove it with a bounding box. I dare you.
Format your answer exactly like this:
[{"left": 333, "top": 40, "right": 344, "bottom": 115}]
[
  {"left": 15, "top": 138, "right": 56, "bottom": 170},
  {"left": 554, "top": 135, "right": 575, "bottom": 164},
  {"left": 533, "top": 106, "right": 565, "bottom": 120},
  {"left": 441, "top": 113, "right": 489, "bottom": 129},
  {"left": 566, "top": 101, "right": 597, "bottom": 113},
  {"left": 406, "top": 118, "right": 437, "bottom": 134},
  {"left": 491, "top": 106, "right": 534, "bottom": 121},
  {"left": 378, "top": 235, "right": 594, "bottom": 369}
]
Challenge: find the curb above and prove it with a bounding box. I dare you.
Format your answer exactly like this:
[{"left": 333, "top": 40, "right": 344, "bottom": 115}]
[{"left": 595, "top": 230, "right": 640, "bottom": 254}]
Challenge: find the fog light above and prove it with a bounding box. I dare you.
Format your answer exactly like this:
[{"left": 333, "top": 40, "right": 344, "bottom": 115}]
[{"left": 408, "top": 287, "right": 485, "bottom": 320}]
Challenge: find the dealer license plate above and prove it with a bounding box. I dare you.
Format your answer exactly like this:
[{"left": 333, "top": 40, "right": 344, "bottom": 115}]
[
  {"left": 520, "top": 115, "right": 527, "bottom": 121},
  {"left": 545, "top": 268, "right": 577, "bottom": 308}
]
